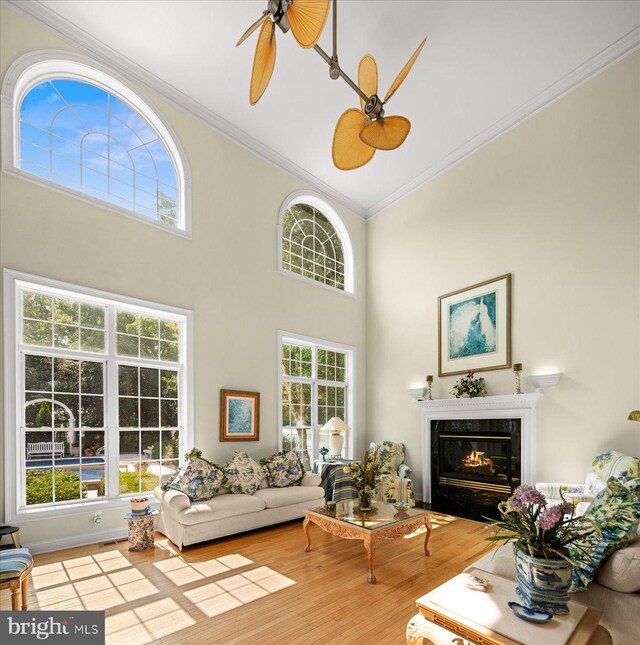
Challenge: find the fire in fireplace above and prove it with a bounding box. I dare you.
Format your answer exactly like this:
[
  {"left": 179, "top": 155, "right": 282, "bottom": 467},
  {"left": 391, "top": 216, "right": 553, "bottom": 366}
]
[{"left": 431, "top": 419, "right": 521, "bottom": 521}]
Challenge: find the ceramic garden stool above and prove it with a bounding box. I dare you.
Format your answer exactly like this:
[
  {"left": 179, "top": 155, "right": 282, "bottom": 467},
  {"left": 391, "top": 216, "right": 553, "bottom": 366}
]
[
  {"left": 0, "top": 526, "right": 21, "bottom": 550},
  {"left": 0, "top": 548, "right": 33, "bottom": 610},
  {"left": 125, "top": 510, "right": 158, "bottom": 552}
]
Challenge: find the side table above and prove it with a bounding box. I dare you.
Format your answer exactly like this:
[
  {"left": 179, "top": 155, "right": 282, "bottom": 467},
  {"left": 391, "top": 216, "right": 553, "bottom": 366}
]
[
  {"left": 0, "top": 525, "right": 21, "bottom": 550},
  {"left": 409, "top": 568, "right": 609, "bottom": 645},
  {"left": 124, "top": 510, "right": 158, "bottom": 552}
]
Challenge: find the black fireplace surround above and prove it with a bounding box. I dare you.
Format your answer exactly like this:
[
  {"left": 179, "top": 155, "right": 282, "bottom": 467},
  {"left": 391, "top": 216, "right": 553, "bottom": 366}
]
[{"left": 431, "top": 418, "right": 521, "bottom": 521}]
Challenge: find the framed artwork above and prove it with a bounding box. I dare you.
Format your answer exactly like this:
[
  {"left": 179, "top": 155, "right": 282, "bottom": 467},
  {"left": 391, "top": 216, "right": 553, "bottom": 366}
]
[
  {"left": 220, "top": 390, "right": 260, "bottom": 441},
  {"left": 438, "top": 274, "right": 511, "bottom": 377}
]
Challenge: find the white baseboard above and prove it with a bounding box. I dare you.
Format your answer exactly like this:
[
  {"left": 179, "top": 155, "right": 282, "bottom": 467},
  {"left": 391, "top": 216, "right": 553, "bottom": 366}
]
[{"left": 24, "top": 527, "right": 128, "bottom": 555}]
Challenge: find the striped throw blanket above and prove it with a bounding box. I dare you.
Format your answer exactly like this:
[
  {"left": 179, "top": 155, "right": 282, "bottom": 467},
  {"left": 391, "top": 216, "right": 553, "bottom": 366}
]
[
  {"left": 315, "top": 463, "right": 358, "bottom": 503},
  {"left": 0, "top": 548, "right": 33, "bottom": 581}
]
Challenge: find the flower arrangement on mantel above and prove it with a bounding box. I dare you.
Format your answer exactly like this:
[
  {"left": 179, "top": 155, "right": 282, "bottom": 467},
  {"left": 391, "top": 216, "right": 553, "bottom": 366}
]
[
  {"left": 450, "top": 371, "right": 487, "bottom": 398},
  {"left": 485, "top": 485, "right": 598, "bottom": 563},
  {"left": 348, "top": 447, "right": 389, "bottom": 509}
]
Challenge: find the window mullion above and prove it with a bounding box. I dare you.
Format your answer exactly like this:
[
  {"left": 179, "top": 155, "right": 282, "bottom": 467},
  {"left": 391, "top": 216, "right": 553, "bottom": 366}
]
[
  {"left": 106, "top": 305, "right": 119, "bottom": 500},
  {"left": 312, "top": 379, "right": 319, "bottom": 462}
]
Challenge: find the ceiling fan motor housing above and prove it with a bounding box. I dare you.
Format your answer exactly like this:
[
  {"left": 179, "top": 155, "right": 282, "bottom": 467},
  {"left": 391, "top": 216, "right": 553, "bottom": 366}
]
[
  {"left": 365, "top": 95, "right": 384, "bottom": 120},
  {"left": 270, "top": 0, "right": 291, "bottom": 33}
]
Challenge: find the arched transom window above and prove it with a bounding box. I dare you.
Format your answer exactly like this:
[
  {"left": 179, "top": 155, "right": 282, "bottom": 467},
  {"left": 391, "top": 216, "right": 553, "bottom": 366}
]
[
  {"left": 279, "top": 193, "right": 354, "bottom": 293},
  {"left": 4, "top": 53, "right": 189, "bottom": 234}
]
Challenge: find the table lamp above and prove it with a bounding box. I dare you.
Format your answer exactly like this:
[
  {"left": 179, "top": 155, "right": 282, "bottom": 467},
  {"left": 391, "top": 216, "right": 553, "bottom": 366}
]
[{"left": 322, "top": 417, "right": 350, "bottom": 459}]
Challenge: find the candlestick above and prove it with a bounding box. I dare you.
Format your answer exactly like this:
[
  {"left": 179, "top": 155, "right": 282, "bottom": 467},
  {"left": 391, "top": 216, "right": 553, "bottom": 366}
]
[
  {"left": 513, "top": 363, "right": 523, "bottom": 395},
  {"left": 426, "top": 375, "right": 433, "bottom": 401}
]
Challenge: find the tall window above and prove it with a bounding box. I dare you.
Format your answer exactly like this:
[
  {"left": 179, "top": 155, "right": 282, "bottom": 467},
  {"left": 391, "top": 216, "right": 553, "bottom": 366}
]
[
  {"left": 5, "top": 271, "right": 192, "bottom": 517},
  {"left": 278, "top": 332, "right": 355, "bottom": 469},
  {"left": 279, "top": 193, "right": 355, "bottom": 294},
  {"left": 4, "top": 53, "right": 190, "bottom": 234}
]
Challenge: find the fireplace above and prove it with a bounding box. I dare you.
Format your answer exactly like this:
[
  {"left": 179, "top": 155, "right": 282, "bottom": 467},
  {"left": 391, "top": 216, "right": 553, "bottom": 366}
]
[{"left": 431, "top": 419, "right": 521, "bottom": 521}]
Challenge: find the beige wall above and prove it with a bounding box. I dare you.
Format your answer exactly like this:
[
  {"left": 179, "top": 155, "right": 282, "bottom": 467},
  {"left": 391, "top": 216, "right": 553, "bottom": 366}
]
[
  {"left": 0, "top": 6, "right": 367, "bottom": 546},
  {"left": 367, "top": 51, "right": 640, "bottom": 499}
]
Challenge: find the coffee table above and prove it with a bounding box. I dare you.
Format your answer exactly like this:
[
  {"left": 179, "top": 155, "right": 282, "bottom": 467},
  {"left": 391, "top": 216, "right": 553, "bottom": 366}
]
[{"left": 303, "top": 500, "right": 432, "bottom": 583}]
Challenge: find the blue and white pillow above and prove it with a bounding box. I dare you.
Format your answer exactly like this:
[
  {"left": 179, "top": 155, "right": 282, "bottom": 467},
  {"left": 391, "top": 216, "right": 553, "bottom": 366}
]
[
  {"left": 162, "top": 448, "right": 223, "bottom": 501},
  {"left": 260, "top": 450, "right": 305, "bottom": 488}
]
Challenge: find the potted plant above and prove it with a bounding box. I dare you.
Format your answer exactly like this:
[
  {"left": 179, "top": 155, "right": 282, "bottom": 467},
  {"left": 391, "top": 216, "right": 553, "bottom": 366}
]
[
  {"left": 450, "top": 371, "right": 486, "bottom": 398},
  {"left": 486, "top": 485, "right": 598, "bottom": 614},
  {"left": 348, "top": 447, "right": 389, "bottom": 512}
]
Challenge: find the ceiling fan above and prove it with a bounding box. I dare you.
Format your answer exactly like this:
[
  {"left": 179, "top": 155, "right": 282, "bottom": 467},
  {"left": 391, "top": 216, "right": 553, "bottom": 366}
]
[{"left": 236, "top": 0, "right": 427, "bottom": 171}]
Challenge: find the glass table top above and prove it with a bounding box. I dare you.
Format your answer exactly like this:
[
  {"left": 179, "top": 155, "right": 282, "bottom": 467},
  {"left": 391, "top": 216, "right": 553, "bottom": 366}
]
[{"left": 312, "top": 499, "right": 428, "bottom": 532}]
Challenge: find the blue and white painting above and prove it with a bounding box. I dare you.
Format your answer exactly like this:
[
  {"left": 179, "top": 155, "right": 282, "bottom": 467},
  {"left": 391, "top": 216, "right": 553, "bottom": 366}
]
[
  {"left": 449, "top": 291, "right": 497, "bottom": 359},
  {"left": 228, "top": 398, "right": 254, "bottom": 435}
]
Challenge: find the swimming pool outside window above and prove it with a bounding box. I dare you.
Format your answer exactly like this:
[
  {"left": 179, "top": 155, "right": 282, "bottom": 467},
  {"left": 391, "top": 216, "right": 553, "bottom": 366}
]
[{"left": 5, "top": 270, "right": 192, "bottom": 517}]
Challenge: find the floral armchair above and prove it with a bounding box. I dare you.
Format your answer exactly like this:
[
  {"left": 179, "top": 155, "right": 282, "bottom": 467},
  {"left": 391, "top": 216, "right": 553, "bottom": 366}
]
[
  {"left": 369, "top": 441, "right": 415, "bottom": 507},
  {"left": 536, "top": 451, "right": 640, "bottom": 513}
]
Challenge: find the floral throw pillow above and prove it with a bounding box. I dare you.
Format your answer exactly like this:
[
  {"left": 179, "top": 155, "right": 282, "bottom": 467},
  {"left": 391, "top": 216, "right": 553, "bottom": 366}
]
[
  {"left": 162, "top": 448, "right": 223, "bottom": 502},
  {"left": 260, "top": 450, "right": 305, "bottom": 488},
  {"left": 223, "top": 451, "right": 267, "bottom": 495},
  {"left": 569, "top": 477, "right": 640, "bottom": 591}
]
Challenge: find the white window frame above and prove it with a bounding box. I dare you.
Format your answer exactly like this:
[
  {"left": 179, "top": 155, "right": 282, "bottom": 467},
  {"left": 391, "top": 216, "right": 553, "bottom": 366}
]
[
  {"left": 277, "top": 330, "right": 356, "bottom": 463},
  {"left": 278, "top": 191, "right": 356, "bottom": 296},
  {"left": 1, "top": 50, "right": 192, "bottom": 238},
  {"left": 3, "top": 269, "right": 194, "bottom": 522}
]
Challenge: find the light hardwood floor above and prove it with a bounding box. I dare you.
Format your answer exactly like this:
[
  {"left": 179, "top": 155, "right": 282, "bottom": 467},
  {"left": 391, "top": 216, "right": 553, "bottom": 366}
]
[{"left": 1, "top": 512, "right": 495, "bottom": 645}]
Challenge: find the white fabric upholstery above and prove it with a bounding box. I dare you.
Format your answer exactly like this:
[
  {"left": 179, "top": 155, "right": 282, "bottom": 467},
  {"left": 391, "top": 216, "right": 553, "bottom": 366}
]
[
  {"left": 597, "top": 536, "right": 640, "bottom": 593},
  {"left": 154, "top": 483, "right": 324, "bottom": 550},
  {"left": 300, "top": 473, "right": 322, "bottom": 487},
  {"left": 154, "top": 487, "right": 191, "bottom": 513},
  {"left": 254, "top": 485, "right": 323, "bottom": 509},
  {"left": 179, "top": 494, "right": 266, "bottom": 526}
]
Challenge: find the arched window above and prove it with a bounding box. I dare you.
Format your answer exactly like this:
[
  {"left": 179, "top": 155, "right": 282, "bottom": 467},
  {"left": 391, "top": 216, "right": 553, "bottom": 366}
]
[
  {"left": 279, "top": 192, "right": 354, "bottom": 294},
  {"left": 2, "top": 52, "right": 190, "bottom": 235}
]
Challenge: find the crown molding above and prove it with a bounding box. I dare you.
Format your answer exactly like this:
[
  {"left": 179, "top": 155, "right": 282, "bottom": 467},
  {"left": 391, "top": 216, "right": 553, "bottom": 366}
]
[
  {"left": 5, "top": 1, "right": 640, "bottom": 222},
  {"left": 5, "top": 0, "right": 367, "bottom": 219},
  {"left": 365, "top": 25, "right": 640, "bottom": 219}
]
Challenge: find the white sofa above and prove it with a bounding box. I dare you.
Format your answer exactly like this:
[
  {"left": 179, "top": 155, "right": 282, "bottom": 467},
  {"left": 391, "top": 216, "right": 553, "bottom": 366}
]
[{"left": 154, "top": 472, "right": 325, "bottom": 550}]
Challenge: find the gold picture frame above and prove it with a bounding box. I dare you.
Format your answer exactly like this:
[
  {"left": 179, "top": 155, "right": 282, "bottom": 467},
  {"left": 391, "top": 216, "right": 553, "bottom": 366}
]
[
  {"left": 438, "top": 274, "right": 511, "bottom": 377},
  {"left": 220, "top": 390, "right": 260, "bottom": 442}
]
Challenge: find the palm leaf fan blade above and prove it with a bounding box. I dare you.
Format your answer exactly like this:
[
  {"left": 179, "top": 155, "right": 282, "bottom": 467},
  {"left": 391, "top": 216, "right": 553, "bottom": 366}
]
[
  {"left": 332, "top": 109, "right": 376, "bottom": 170},
  {"left": 250, "top": 20, "right": 277, "bottom": 105},
  {"left": 236, "top": 11, "right": 270, "bottom": 47},
  {"left": 384, "top": 37, "right": 427, "bottom": 103},
  {"left": 359, "top": 116, "right": 411, "bottom": 151},
  {"left": 287, "top": 0, "right": 331, "bottom": 49},
  {"left": 358, "top": 54, "right": 378, "bottom": 112}
]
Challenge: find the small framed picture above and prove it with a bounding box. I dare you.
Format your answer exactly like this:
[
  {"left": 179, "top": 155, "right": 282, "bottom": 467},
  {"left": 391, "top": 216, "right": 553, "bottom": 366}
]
[
  {"left": 438, "top": 274, "right": 511, "bottom": 377},
  {"left": 220, "top": 390, "right": 260, "bottom": 442}
]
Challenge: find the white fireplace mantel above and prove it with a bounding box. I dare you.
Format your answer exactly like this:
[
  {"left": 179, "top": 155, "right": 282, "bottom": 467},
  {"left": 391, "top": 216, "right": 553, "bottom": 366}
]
[{"left": 411, "top": 393, "right": 543, "bottom": 503}]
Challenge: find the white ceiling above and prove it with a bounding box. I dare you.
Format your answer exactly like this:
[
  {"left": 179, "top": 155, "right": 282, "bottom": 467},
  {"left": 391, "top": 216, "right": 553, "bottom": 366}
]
[{"left": 18, "top": 1, "right": 640, "bottom": 217}]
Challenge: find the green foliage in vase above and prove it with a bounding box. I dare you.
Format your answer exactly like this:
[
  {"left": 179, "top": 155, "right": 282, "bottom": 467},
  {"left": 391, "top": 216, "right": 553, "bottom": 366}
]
[
  {"left": 486, "top": 485, "right": 599, "bottom": 564},
  {"left": 450, "top": 371, "right": 487, "bottom": 398},
  {"left": 348, "top": 447, "right": 390, "bottom": 497}
]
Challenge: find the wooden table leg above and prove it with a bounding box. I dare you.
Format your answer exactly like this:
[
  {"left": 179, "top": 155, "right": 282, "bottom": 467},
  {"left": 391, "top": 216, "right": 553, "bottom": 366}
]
[
  {"left": 424, "top": 515, "right": 432, "bottom": 556},
  {"left": 10, "top": 579, "right": 20, "bottom": 610},
  {"left": 21, "top": 573, "right": 28, "bottom": 610},
  {"left": 364, "top": 538, "right": 376, "bottom": 583},
  {"left": 303, "top": 518, "right": 311, "bottom": 552}
]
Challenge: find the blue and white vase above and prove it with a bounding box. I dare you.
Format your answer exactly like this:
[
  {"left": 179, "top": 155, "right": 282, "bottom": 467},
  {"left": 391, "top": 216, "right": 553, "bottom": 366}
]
[{"left": 514, "top": 549, "right": 572, "bottom": 615}]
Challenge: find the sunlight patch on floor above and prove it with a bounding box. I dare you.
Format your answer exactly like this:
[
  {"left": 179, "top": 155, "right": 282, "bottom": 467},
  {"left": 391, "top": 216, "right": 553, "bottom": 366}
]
[
  {"left": 31, "top": 550, "right": 132, "bottom": 590},
  {"left": 183, "top": 566, "right": 295, "bottom": 618},
  {"left": 153, "top": 553, "right": 254, "bottom": 586},
  {"left": 34, "top": 564, "right": 159, "bottom": 612},
  {"left": 106, "top": 597, "right": 195, "bottom": 645}
]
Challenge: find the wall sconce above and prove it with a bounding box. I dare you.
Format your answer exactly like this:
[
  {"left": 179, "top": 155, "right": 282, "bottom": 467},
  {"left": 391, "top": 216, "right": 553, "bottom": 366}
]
[{"left": 529, "top": 373, "right": 562, "bottom": 389}]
